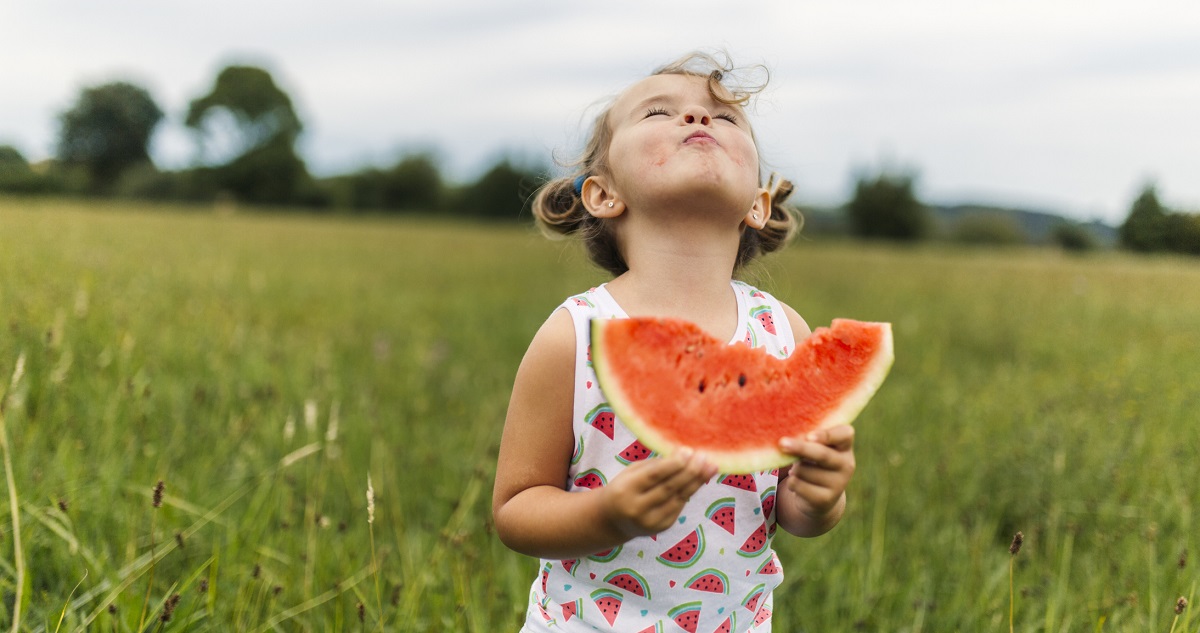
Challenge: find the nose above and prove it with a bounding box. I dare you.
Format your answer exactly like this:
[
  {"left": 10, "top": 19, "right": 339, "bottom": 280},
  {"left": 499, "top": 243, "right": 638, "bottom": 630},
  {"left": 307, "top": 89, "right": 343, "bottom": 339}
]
[{"left": 681, "top": 106, "right": 711, "bottom": 126}]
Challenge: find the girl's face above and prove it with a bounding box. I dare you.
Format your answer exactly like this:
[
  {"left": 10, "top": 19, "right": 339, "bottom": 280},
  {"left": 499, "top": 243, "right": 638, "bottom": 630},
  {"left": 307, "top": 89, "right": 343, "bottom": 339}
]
[{"left": 604, "top": 73, "right": 764, "bottom": 218}]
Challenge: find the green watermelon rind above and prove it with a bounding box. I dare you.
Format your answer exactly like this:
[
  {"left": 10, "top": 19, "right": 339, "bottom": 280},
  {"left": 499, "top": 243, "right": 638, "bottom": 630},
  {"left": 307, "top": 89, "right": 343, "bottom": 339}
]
[{"left": 591, "top": 318, "right": 894, "bottom": 474}]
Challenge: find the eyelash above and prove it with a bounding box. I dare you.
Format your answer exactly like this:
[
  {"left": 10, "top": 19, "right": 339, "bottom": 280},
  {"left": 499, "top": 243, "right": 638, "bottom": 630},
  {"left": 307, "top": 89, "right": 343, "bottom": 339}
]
[{"left": 644, "top": 107, "right": 739, "bottom": 124}]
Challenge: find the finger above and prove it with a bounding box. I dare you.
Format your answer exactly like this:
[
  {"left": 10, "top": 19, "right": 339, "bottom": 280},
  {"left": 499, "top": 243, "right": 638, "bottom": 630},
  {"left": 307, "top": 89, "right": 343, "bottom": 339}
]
[
  {"left": 625, "top": 449, "right": 693, "bottom": 492},
  {"left": 652, "top": 452, "right": 717, "bottom": 501},
  {"left": 788, "top": 462, "right": 847, "bottom": 489},
  {"left": 784, "top": 476, "right": 844, "bottom": 512},
  {"left": 806, "top": 425, "right": 855, "bottom": 451},
  {"left": 779, "top": 440, "right": 848, "bottom": 470}
]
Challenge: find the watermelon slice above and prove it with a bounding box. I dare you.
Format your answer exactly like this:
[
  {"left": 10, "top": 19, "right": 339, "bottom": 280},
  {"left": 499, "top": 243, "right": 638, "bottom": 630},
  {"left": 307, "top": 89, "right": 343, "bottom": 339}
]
[
  {"left": 669, "top": 601, "right": 703, "bottom": 633},
  {"left": 591, "top": 317, "right": 893, "bottom": 473},
  {"left": 591, "top": 588, "right": 623, "bottom": 626}
]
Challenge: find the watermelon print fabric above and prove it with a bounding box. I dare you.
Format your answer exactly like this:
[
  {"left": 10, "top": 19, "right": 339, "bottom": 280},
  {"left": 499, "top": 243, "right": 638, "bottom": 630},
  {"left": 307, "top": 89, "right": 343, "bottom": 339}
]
[{"left": 520, "top": 281, "right": 794, "bottom": 633}]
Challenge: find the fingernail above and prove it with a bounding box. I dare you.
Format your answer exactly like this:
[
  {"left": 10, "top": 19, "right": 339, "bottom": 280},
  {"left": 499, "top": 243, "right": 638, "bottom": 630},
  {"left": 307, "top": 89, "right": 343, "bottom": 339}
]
[
  {"left": 806, "top": 432, "right": 819, "bottom": 442},
  {"left": 677, "top": 447, "right": 694, "bottom": 460},
  {"left": 780, "top": 438, "right": 796, "bottom": 450}
]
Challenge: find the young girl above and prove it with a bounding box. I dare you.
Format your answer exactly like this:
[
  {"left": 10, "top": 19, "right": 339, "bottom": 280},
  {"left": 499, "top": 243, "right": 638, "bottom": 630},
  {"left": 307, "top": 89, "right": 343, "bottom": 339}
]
[{"left": 493, "top": 52, "right": 857, "bottom": 632}]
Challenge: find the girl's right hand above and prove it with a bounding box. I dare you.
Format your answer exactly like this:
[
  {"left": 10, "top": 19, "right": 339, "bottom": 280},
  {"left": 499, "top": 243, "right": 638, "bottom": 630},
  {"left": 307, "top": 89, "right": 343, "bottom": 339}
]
[{"left": 600, "top": 448, "right": 719, "bottom": 538}]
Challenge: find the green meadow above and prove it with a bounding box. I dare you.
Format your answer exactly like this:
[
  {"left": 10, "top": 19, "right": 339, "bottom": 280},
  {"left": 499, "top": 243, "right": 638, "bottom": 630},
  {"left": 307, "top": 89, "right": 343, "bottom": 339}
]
[{"left": 1, "top": 198, "right": 1197, "bottom": 632}]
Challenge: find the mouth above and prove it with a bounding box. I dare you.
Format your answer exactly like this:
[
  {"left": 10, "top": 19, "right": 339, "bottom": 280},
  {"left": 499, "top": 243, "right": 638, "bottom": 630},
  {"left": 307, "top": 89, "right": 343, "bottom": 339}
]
[{"left": 683, "top": 131, "right": 717, "bottom": 145}]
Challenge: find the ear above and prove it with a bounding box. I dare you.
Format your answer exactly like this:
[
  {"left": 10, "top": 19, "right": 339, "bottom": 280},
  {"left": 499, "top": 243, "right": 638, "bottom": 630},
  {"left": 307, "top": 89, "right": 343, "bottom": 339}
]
[
  {"left": 581, "top": 176, "right": 624, "bottom": 219},
  {"left": 744, "top": 188, "right": 771, "bottom": 230}
]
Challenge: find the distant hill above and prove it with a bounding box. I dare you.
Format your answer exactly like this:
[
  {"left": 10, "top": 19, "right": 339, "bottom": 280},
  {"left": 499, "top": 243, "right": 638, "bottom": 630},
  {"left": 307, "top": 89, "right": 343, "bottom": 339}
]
[
  {"left": 796, "top": 202, "right": 1119, "bottom": 247},
  {"left": 930, "top": 204, "right": 1118, "bottom": 246}
]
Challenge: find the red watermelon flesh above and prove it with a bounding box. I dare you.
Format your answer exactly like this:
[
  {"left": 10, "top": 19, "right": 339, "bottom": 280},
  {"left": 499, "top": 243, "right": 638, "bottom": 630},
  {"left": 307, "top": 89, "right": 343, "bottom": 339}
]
[
  {"left": 616, "top": 439, "right": 654, "bottom": 464},
  {"left": 604, "top": 568, "right": 651, "bottom": 598},
  {"left": 669, "top": 602, "right": 703, "bottom": 633},
  {"left": 591, "top": 588, "right": 623, "bottom": 626},
  {"left": 685, "top": 568, "right": 729, "bottom": 593},
  {"left": 656, "top": 526, "right": 705, "bottom": 568},
  {"left": 591, "top": 317, "right": 893, "bottom": 473},
  {"left": 738, "top": 522, "right": 769, "bottom": 557}
]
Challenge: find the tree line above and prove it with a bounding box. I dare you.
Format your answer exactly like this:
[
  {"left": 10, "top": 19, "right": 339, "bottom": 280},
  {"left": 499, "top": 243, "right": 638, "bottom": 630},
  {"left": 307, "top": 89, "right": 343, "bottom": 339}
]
[
  {"left": 0, "top": 65, "right": 546, "bottom": 220},
  {"left": 1, "top": 63, "right": 1197, "bottom": 255}
]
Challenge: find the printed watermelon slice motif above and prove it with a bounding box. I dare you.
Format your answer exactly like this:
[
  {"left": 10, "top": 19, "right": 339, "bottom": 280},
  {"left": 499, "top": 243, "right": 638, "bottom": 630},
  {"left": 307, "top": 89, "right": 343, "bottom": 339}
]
[
  {"left": 587, "top": 544, "right": 622, "bottom": 563},
  {"left": 591, "top": 588, "right": 623, "bottom": 627},
  {"left": 759, "top": 486, "right": 777, "bottom": 521},
  {"left": 705, "top": 497, "right": 737, "bottom": 535},
  {"left": 561, "top": 558, "right": 579, "bottom": 575},
  {"left": 570, "top": 436, "right": 584, "bottom": 465},
  {"left": 743, "top": 583, "right": 766, "bottom": 612},
  {"left": 591, "top": 317, "right": 893, "bottom": 473},
  {"left": 586, "top": 403, "right": 616, "bottom": 440},
  {"left": 684, "top": 568, "right": 730, "bottom": 594},
  {"left": 750, "top": 305, "right": 777, "bottom": 334},
  {"left": 561, "top": 598, "right": 582, "bottom": 622},
  {"left": 719, "top": 473, "right": 757, "bottom": 492},
  {"left": 540, "top": 562, "right": 551, "bottom": 594},
  {"left": 756, "top": 553, "right": 782, "bottom": 575},
  {"left": 656, "top": 526, "right": 705, "bottom": 568},
  {"left": 754, "top": 606, "right": 772, "bottom": 626},
  {"left": 604, "top": 568, "right": 651, "bottom": 599},
  {"left": 616, "top": 439, "right": 654, "bottom": 465},
  {"left": 637, "top": 624, "right": 664, "bottom": 633},
  {"left": 739, "top": 522, "right": 769, "bottom": 557},
  {"left": 573, "top": 295, "right": 595, "bottom": 308},
  {"left": 573, "top": 468, "right": 607, "bottom": 489},
  {"left": 713, "top": 616, "right": 733, "bottom": 633},
  {"left": 669, "top": 601, "right": 703, "bottom": 633},
  {"left": 743, "top": 326, "right": 757, "bottom": 348}
]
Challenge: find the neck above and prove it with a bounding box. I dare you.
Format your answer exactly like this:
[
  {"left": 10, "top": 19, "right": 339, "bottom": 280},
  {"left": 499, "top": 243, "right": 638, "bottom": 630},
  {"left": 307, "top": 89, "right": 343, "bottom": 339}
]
[{"left": 606, "top": 211, "right": 743, "bottom": 327}]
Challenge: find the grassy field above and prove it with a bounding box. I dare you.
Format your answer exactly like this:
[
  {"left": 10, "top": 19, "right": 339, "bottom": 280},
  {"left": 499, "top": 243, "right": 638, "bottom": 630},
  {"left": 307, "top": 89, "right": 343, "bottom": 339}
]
[{"left": 0, "top": 197, "right": 1197, "bottom": 632}]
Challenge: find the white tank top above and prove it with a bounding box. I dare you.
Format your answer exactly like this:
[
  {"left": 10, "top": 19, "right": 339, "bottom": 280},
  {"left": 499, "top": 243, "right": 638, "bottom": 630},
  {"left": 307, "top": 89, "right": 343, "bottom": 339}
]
[{"left": 521, "top": 281, "right": 796, "bottom": 633}]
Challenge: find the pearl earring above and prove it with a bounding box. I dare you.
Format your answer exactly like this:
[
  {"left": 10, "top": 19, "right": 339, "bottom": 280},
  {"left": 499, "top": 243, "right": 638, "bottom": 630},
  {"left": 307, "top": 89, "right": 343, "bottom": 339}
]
[
  {"left": 608, "top": 201, "right": 614, "bottom": 208},
  {"left": 752, "top": 213, "right": 760, "bottom": 222}
]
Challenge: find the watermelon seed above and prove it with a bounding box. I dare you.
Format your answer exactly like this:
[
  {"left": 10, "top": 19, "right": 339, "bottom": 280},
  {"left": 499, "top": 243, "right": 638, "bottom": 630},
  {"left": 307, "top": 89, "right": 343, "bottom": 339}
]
[
  {"left": 698, "top": 379, "right": 706, "bottom": 393},
  {"left": 738, "top": 374, "right": 746, "bottom": 387}
]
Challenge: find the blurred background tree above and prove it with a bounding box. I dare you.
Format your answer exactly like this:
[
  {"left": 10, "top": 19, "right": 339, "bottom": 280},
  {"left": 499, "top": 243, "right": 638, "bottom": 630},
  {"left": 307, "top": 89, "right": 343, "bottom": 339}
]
[
  {"left": 185, "top": 65, "right": 312, "bottom": 204},
  {"left": 323, "top": 151, "right": 445, "bottom": 212},
  {"left": 454, "top": 158, "right": 546, "bottom": 220},
  {"left": 845, "top": 169, "right": 932, "bottom": 240},
  {"left": 949, "top": 212, "right": 1028, "bottom": 246},
  {"left": 56, "top": 81, "right": 163, "bottom": 192},
  {"left": 1119, "top": 184, "right": 1168, "bottom": 252}
]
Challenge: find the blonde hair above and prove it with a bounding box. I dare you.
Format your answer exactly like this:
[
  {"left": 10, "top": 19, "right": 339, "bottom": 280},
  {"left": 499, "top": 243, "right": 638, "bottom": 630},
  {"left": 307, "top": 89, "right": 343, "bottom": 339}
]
[{"left": 531, "top": 51, "right": 801, "bottom": 276}]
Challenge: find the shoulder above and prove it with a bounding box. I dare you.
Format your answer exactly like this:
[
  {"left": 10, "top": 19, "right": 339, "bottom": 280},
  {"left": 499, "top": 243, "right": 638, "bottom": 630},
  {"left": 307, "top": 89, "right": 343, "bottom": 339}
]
[
  {"left": 521, "top": 307, "right": 576, "bottom": 373},
  {"left": 780, "top": 301, "right": 812, "bottom": 340}
]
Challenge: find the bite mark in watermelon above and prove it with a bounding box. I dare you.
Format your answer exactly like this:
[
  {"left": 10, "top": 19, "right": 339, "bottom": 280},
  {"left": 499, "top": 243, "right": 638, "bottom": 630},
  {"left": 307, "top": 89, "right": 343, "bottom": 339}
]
[
  {"left": 604, "top": 568, "right": 651, "bottom": 598},
  {"left": 669, "top": 601, "right": 703, "bottom": 633},
  {"left": 591, "top": 317, "right": 893, "bottom": 473},
  {"left": 705, "top": 497, "right": 737, "bottom": 534},
  {"left": 685, "top": 568, "right": 730, "bottom": 594},
  {"left": 590, "top": 588, "right": 623, "bottom": 626},
  {"left": 586, "top": 403, "right": 616, "bottom": 439},
  {"left": 656, "top": 526, "right": 705, "bottom": 568}
]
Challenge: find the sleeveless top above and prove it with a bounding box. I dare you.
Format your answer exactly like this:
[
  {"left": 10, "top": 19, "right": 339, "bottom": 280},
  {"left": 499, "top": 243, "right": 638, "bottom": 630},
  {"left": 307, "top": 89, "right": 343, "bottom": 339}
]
[{"left": 521, "top": 281, "right": 796, "bottom": 633}]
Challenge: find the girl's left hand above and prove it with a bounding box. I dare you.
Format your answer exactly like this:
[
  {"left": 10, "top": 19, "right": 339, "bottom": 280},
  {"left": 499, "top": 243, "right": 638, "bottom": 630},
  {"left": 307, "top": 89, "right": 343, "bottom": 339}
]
[{"left": 778, "top": 425, "right": 856, "bottom": 521}]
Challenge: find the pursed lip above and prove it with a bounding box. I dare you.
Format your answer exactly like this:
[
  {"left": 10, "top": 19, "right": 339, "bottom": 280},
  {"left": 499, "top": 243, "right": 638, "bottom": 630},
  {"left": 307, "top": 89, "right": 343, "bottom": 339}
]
[{"left": 683, "top": 130, "right": 717, "bottom": 145}]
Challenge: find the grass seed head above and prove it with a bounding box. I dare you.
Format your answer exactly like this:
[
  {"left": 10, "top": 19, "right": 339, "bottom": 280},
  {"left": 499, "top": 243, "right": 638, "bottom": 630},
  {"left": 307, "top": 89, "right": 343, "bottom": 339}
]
[
  {"left": 152, "top": 480, "right": 165, "bottom": 508},
  {"left": 198, "top": 578, "right": 208, "bottom": 594},
  {"left": 1009, "top": 531, "right": 1024, "bottom": 556},
  {"left": 367, "top": 474, "right": 375, "bottom": 525},
  {"left": 357, "top": 601, "right": 365, "bottom": 622},
  {"left": 1177, "top": 597, "right": 1188, "bottom": 615},
  {"left": 1179, "top": 548, "right": 1188, "bottom": 570},
  {"left": 57, "top": 498, "right": 68, "bottom": 513},
  {"left": 160, "top": 593, "right": 181, "bottom": 622}
]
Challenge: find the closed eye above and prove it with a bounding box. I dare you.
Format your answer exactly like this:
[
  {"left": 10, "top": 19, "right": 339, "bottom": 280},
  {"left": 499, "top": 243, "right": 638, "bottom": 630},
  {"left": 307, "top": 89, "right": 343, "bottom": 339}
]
[
  {"left": 715, "top": 112, "right": 740, "bottom": 124},
  {"left": 645, "top": 107, "right": 669, "bottom": 118}
]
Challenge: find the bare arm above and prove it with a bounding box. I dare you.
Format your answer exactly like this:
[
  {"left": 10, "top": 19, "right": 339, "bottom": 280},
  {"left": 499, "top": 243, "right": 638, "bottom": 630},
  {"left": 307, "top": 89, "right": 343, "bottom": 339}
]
[
  {"left": 774, "top": 302, "right": 856, "bottom": 538},
  {"left": 492, "top": 309, "right": 716, "bottom": 560}
]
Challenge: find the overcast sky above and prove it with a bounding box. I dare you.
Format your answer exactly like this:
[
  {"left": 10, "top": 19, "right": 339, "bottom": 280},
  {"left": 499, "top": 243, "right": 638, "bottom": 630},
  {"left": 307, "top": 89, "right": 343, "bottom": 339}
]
[{"left": 3, "top": 0, "right": 1198, "bottom": 223}]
